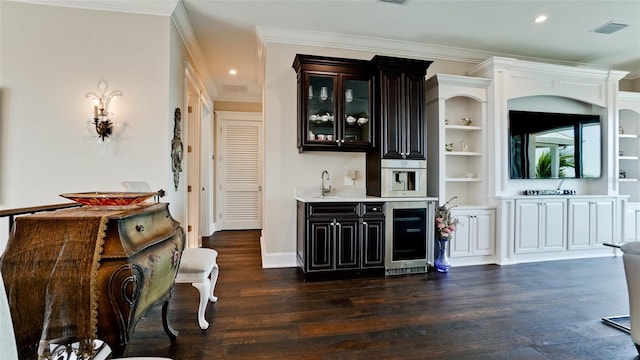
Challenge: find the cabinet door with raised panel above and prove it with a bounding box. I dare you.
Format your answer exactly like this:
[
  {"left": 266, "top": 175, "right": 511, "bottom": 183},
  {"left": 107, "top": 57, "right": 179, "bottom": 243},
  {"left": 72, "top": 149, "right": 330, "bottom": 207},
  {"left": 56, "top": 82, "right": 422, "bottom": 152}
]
[
  {"left": 542, "top": 200, "right": 566, "bottom": 250},
  {"left": 450, "top": 213, "right": 472, "bottom": 257},
  {"left": 592, "top": 199, "right": 615, "bottom": 246},
  {"left": 404, "top": 71, "right": 426, "bottom": 160},
  {"left": 377, "top": 69, "right": 404, "bottom": 159},
  {"left": 568, "top": 199, "right": 591, "bottom": 249},
  {"left": 308, "top": 220, "right": 334, "bottom": 270},
  {"left": 373, "top": 56, "right": 431, "bottom": 160},
  {"left": 515, "top": 200, "right": 542, "bottom": 253},
  {"left": 362, "top": 217, "right": 385, "bottom": 267},
  {"left": 335, "top": 218, "right": 360, "bottom": 269},
  {"left": 473, "top": 211, "right": 495, "bottom": 255},
  {"left": 450, "top": 209, "right": 495, "bottom": 258},
  {"left": 568, "top": 198, "right": 615, "bottom": 249}
]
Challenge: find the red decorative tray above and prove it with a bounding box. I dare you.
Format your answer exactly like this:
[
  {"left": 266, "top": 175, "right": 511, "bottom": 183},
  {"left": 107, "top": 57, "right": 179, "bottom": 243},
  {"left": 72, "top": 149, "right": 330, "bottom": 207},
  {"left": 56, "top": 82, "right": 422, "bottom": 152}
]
[{"left": 60, "top": 192, "right": 155, "bottom": 206}]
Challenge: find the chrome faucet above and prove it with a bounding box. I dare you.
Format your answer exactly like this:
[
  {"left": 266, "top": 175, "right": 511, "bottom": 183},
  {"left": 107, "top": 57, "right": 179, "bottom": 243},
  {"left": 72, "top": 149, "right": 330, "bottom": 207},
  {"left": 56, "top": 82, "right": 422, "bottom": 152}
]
[
  {"left": 321, "top": 170, "right": 332, "bottom": 196},
  {"left": 556, "top": 178, "right": 565, "bottom": 192}
]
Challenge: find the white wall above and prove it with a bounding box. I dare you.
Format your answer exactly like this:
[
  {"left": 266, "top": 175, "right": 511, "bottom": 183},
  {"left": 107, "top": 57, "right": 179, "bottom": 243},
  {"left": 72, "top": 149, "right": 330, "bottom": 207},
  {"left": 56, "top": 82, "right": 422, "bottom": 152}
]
[
  {"left": 0, "top": 2, "right": 203, "bottom": 250},
  {"left": 261, "top": 42, "right": 474, "bottom": 267}
]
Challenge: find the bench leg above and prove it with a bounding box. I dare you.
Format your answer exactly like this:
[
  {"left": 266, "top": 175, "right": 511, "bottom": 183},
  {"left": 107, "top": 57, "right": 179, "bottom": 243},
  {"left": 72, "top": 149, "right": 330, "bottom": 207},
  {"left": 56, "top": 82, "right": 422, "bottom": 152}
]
[
  {"left": 191, "top": 281, "right": 211, "bottom": 330},
  {"left": 210, "top": 264, "right": 219, "bottom": 303}
]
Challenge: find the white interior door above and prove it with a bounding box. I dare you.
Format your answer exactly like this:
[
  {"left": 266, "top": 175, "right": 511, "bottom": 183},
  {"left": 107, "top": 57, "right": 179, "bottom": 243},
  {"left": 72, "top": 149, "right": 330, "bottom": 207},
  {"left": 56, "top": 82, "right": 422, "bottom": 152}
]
[{"left": 216, "top": 111, "right": 263, "bottom": 230}]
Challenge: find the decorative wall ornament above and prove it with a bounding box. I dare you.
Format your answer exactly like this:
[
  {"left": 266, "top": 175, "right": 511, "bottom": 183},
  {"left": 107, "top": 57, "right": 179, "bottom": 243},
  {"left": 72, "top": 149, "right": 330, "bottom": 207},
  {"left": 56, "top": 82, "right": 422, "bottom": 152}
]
[{"left": 171, "top": 108, "right": 183, "bottom": 191}]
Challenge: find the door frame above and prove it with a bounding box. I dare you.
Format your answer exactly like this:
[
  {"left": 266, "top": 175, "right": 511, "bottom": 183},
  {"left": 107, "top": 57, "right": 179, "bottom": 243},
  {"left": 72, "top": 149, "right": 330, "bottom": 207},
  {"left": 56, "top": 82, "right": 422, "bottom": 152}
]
[{"left": 184, "top": 64, "right": 202, "bottom": 248}]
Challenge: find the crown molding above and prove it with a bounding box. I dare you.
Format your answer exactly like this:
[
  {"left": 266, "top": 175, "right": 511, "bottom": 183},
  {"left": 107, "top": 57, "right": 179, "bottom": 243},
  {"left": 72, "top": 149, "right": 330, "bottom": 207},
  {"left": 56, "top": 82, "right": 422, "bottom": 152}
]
[
  {"left": 8, "top": 0, "right": 179, "bottom": 16},
  {"left": 257, "top": 26, "right": 638, "bottom": 81},
  {"left": 171, "top": 1, "right": 214, "bottom": 99},
  {"left": 468, "top": 56, "right": 629, "bottom": 82},
  {"left": 256, "top": 26, "right": 483, "bottom": 64}
]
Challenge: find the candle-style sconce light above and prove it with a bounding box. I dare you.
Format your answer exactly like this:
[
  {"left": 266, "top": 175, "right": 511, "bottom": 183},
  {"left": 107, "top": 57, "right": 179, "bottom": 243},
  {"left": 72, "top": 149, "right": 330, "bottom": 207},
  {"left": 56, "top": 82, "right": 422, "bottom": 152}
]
[{"left": 85, "top": 80, "right": 122, "bottom": 142}]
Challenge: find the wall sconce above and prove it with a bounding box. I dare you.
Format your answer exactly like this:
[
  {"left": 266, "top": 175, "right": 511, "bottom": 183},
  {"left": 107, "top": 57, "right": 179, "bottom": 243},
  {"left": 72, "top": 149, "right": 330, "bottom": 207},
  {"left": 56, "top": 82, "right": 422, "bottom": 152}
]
[{"left": 85, "top": 80, "right": 122, "bottom": 142}]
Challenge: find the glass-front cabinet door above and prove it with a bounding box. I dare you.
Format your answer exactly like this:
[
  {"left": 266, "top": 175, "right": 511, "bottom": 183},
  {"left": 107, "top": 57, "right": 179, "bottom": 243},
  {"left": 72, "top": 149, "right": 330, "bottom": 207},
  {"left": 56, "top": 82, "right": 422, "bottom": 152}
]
[
  {"left": 341, "top": 76, "right": 371, "bottom": 148},
  {"left": 293, "top": 54, "right": 373, "bottom": 152},
  {"left": 306, "top": 74, "right": 338, "bottom": 146}
]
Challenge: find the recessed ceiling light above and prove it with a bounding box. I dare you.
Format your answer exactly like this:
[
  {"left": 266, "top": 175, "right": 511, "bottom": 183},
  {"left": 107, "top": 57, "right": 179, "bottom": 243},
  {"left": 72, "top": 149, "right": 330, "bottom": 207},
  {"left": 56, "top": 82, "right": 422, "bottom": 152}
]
[
  {"left": 229, "top": 69, "right": 237, "bottom": 75},
  {"left": 534, "top": 15, "right": 548, "bottom": 23}
]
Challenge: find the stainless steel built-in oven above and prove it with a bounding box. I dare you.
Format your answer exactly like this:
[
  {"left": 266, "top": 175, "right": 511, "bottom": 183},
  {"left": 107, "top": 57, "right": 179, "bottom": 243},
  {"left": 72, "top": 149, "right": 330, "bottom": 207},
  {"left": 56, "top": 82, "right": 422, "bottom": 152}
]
[{"left": 384, "top": 201, "right": 435, "bottom": 275}]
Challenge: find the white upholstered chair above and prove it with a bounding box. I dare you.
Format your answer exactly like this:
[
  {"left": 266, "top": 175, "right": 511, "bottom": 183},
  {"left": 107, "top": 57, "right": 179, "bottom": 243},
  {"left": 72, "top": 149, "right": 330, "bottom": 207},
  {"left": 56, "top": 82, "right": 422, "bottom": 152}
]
[
  {"left": 122, "top": 181, "right": 219, "bottom": 330},
  {"left": 621, "top": 242, "right": 640, "bottom": 355},
  {"left": 1, "top": 272, "right": 171, "bottom": 360}
]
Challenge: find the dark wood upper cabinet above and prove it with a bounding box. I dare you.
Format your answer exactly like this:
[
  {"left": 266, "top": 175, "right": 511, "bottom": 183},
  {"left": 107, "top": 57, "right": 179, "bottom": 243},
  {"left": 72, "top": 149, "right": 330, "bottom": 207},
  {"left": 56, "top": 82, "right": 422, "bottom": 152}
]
[
  {"left": 292, "top": 54, "right": 374, "bottom": 152},
  {"left": 371, "top": 55, "right": 432, "bottom": 160}
]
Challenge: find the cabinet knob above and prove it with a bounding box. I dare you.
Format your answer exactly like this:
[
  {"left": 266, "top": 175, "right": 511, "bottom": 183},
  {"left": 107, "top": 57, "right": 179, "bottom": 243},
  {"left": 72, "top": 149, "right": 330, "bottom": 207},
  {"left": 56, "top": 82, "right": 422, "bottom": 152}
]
[{"left": 136, "top": 225, "right": 145, "bottom": 232}]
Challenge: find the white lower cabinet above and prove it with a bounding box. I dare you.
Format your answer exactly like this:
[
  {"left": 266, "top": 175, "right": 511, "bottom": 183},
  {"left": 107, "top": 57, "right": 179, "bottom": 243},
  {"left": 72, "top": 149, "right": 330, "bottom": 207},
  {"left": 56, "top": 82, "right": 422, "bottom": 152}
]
[
  {"left": 567, "top": 198, "right": 615, "bottom": 249},
  {"left": 450, "top": 208, "right": 495, "bottom": 262},
  {"left": 515, "top": 199, "right": 566, "bottom": 253}
]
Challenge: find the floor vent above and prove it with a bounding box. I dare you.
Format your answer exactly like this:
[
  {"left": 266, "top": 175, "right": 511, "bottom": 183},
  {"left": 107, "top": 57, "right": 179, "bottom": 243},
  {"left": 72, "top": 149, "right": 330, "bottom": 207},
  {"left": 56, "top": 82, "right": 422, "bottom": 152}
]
[
  {"left": 590, "top": 21, "right": 629, "bottom": 34},
  {"left": 386, "top": 266, "right": 426, "bottom": 276}
]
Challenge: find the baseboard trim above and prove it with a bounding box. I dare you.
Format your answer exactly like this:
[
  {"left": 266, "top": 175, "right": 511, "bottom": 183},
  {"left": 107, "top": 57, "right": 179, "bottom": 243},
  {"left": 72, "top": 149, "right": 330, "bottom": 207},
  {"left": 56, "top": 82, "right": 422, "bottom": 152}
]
[{"left": 259, "top": 232, "right": 297, "bottom": 268}]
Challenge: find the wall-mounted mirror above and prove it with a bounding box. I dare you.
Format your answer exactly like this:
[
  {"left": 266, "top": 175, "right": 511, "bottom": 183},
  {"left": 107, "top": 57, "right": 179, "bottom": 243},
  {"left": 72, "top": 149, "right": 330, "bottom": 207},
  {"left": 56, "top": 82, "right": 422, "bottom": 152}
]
[{"left": 509, "top": 110, "right": 601, "bottom": 179}]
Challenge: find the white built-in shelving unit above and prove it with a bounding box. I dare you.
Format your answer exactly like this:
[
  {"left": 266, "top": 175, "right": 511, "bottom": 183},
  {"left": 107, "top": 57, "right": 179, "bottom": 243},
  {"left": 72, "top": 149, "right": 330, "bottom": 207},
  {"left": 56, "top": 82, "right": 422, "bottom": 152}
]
[
  {"left": 618, "top": 91, "right": 640, "bottom": 241},
  {"left": 426, "top": 74, "right": 491, "bottom": 207},
  {"left": 426, "top": 74, "right": 495, "bottom": 266},
  {"left": 618, "top": 92, "right": 640, "bottom": 201}
]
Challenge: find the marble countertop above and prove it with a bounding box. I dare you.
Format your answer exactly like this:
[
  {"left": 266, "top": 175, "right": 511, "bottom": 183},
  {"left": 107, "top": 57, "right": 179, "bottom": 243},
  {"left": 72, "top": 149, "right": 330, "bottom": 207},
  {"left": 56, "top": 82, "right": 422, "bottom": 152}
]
[
  {"left": 295, "top": 187, "right": 437, "bottom": 203},
  {"left": 295, "top": 195, "right": 438, "bottom": 203}
]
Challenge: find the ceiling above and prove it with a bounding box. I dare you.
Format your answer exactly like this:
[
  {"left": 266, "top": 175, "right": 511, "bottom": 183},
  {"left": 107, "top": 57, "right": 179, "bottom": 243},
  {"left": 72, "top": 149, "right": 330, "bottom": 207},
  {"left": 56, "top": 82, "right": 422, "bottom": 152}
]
[
  {"left": 183, "top": 0, "right": 640, "bottom": 102},
  {"left": 16, "top": 0, "right": 640, "bottom": 102}
]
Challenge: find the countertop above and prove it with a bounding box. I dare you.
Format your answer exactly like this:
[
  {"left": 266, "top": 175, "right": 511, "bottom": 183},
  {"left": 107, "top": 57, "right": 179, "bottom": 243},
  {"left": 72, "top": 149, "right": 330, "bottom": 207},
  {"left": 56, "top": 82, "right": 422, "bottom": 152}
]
[{"left": 295, "top": 195, "right": 438, "bottom": 203}]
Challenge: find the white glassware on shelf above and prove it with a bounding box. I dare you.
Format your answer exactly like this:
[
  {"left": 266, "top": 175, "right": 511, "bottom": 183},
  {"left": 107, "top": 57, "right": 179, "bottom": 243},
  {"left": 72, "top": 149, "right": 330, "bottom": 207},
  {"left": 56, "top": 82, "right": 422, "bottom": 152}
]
[
  {"left": 345, "top": 89, "right": 353, "bottom": 103},
  {"left": 460, "top": 140, "right": 469, "bottom": 152},
  {"left": 320, "top": 87, "right": 328, "bottom": 101},
  {"left": 357, "top": 117, "right": 368, "bottom": 125}
]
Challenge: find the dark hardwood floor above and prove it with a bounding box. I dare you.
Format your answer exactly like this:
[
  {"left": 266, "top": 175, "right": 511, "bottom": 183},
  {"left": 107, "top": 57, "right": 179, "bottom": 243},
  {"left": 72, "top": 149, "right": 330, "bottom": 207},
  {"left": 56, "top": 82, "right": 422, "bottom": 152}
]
[{"left": 126, "top": 230, "right": 639, "bottom": 359}]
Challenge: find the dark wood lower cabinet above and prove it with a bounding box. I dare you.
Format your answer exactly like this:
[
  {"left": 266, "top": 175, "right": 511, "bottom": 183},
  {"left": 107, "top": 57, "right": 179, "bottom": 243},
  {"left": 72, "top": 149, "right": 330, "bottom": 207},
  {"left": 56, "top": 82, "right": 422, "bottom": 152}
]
[{"left": 297, "top": 201, "right": 384, "bottom": 281}]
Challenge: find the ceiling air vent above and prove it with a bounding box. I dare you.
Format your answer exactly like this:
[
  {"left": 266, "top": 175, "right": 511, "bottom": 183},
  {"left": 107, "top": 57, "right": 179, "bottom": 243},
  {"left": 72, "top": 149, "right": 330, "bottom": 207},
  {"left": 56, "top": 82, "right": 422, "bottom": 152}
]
[
  {"left": 379, "top": 0, "right": 407, "bottom": 4},
  {"left": 590, "top": 21, "right": 629, "bottom": 34},
  {"left": 222, "top": 84, "right": 248, "bottom": 93}
]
